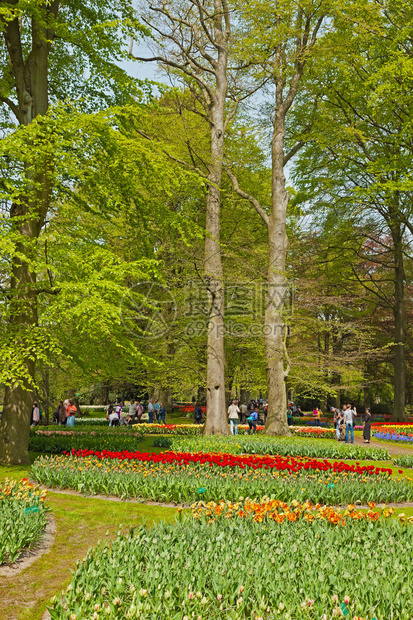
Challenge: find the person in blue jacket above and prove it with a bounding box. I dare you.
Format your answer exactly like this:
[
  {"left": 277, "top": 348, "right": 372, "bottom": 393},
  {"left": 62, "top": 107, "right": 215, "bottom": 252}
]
[{"left": 247, "top": 406, "right": 259, "bottom": 434}]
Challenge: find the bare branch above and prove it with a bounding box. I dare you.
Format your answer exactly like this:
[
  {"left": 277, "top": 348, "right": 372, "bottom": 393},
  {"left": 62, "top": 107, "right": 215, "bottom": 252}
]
[
  {"left": 129, "top": 50, "right": 216, "bottom": 104},
  {"left": 0, "top": 96, "right": 20, "bottom": 121},
  {"left": 225, "top": 166, "right": 269, "bottom": 227}
]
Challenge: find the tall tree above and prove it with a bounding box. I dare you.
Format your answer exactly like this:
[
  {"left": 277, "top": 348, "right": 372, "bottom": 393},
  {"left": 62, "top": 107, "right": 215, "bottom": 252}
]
[
  {"left": 226, "top": 0, "right": 329, "bottom": 434},
  {"left": 292, "top": 0, "right": 413, "bottom": 420},
  {"left": 131, "top": 0, "right": 248, "bottom": 433},
  {"left": 0, "top": 0, "right": 162, "bottom": 465}
]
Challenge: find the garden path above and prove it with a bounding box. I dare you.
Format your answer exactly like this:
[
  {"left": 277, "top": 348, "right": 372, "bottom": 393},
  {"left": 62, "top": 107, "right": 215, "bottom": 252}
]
[{"left": 352, "top": 434, "right": 413, "bottom": 455}]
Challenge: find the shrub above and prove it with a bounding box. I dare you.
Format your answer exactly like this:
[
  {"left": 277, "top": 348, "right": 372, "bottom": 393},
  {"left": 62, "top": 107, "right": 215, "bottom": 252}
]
[{"left": 152, "top": 436, "right": 173, "bottom": 448}]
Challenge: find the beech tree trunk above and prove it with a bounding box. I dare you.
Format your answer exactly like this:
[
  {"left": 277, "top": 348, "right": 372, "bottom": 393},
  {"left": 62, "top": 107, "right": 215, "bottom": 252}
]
[
  {"left": 264, "top": 111, "right": 291, "bottom": 436},
  {"left": 203, "top": 102, "right": 228, "bottom": 435},
  {"left": 391, "top": 222, "right": 406, "bottom": 422},
  {"left": 1, "top": 253, "right": 37, "bottom": 464},
  {"left": 0, "top": 6, "right": 56, "bottom": 464}
]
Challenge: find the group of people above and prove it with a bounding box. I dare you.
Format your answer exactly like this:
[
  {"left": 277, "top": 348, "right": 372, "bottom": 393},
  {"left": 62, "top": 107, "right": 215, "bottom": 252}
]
[
  {"left": 36, "top": 399, "right": 77, "bottom": 427},
  {"left": 333, "top": 405, "right": 371, "bottom": 443},
  {"left": 227, "top": 399, "right": 264, "bottom": 435},
  {"left": 107, "top": 399, "right": 167, "bottom": 426}
]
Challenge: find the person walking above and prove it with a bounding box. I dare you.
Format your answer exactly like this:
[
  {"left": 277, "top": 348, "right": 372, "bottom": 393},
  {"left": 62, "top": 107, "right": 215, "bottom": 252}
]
[
  {"left": 136, "top": 401, "right": 144, "bottom": 423},
  {"left": 363, "top": 407, "right": 372, "bottom": 443},
  {"left": 240, "top": 402, "right": 248, "bottom": 424},
  {"left": 128, "top": 400, "right": 137, "bottom": 418},
  {"left": 158, "top": 403, "right": 166, "bottom": 425},
  {"left": 148, "top": 399, "right": 155, "bottom": 424},
  {"left": 57, "top": 400, "right": 66, "bottom": 426},
  {"left": 287, "top": 406, "right": 293, "bottom": 426},
  {"left": 154, "top": 399, "right": 161, "bottom": 423},
  {"left": 194, "top": 403, "right": 204, "bottom": 424},
  {"left": 344, "top": 403, "right": 354, "bottom": 444},
  {"left": 66, "top": 399, "right": 77, "bottom": 427},
  {"left": 247, "top": 407, "right": 259, "bottom": 434},
  {"left": 334, "top": 408, "right": 342, "bottom": 440},
  {"left": 115, "top": 401, "right": 123, "bottom": 420},
  {"left": 313, "top": 407, "right": 321, "bottom": 426},
  {"left": 32, "top": 401, "right": 40, "bottom": 426},
  {"left": 228, "top": 399, "right": 240, "bottom": 435}
]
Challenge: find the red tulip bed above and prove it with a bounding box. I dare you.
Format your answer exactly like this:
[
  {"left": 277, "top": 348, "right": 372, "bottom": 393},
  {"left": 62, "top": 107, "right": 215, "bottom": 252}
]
[{"left": 31, "top": 448, "right": 412, "bottom": 505}]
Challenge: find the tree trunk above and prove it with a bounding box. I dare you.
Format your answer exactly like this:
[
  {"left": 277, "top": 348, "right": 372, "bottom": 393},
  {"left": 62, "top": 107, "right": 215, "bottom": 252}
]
[
  {"left": 240, "top": 388, "right": 250, "bottom": 405},
  {"left": 0, "top": 11, "right": 54, "bottom": 464},
  {"left": 203, "top": 69, "right": 228, "bottom": 435},
  {"left": 264, "top": 111, "right": 290, "bottom": 436},
  {"left": 264, "top": 220, "right": 291, "bottom": 436},
  {"left": 391, "top": 222, "right": 406, "bottom": 422},
  {"left": 0, "top": 202, "right": 39, "bottom": 463},
  {"left": 43, "top": 367, "right": 50, "bottom": 426},
  {"left": 101, "top": 381, "right": 110, "bottom": 405}
]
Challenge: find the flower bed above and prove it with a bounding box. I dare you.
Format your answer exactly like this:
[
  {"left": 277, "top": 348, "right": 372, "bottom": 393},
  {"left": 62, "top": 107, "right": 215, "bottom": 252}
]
[
  {"left": 290, "top": 427, "right": 336, "bottom": 439},
  {"left": 169, "top": 435, "right": 390, "bottom": 460},
  {"left": 191, "top": 498, "right": 388, "bottom": 525},
  {"left": 29, "top": 428, "right": 143, "bottom": 454},
  {"left": 48, "top": 517, "right": 413, "bottom": 620},
  {"left": 291, "top": 416, "right": 332, "bottom": 427},
  {"left": 0, "top": 478, "right": 49, "bottom": 565},
  {"left": 138, "top": 423, "right": 268, "bottom": 435},
  {"left": 372, "top": 424, "right": 413, "bottom": 443},
  {"left": 374, "top": 431, "right": 413, "bottom": 444},
  {"left": 31, "top": 450, "right": 411, "bottom": 504}
]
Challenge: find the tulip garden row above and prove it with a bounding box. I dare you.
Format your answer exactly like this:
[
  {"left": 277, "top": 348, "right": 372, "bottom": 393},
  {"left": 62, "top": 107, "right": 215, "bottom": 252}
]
[
  {"left": 0, "top": 478, "right": 49, "bottom": 565},
  {"left": 372, "top": 424, "right": 413, "bottom": 444},
  {"left": 48, "top": 514, "right": 413, "bottom": 620},
  {"left": 170, "top": 434, "right": 390, "bottom": 460},
  {"left": 29, "top": 427, "right": 389, "bottom": 459},
  {"left": 393, "top": 453, "right": 413, "bottom": 468},
  {"left": 31, "top": 450, "right": 412, "bottom": 504},
  {"left": 29, "top": 428, "right": 143, "bottom": 453},
  {"left": 54, "top": 421, "right": 337, "bottom": 438},
  {"left": 191, "top": 498, "right": 396, "bottom": 525}
]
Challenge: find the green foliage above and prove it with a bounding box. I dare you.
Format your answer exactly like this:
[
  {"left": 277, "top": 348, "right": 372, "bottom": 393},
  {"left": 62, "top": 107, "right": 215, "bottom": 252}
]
[
  {"left": 0, "top": 102, "right": 204, "bottom": 392},
  {"left": 151, "top": 436, "right": 173, "bottom": 448},
  {"left": 393, "top": 454, "right": 413, "bottom": 469}
]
